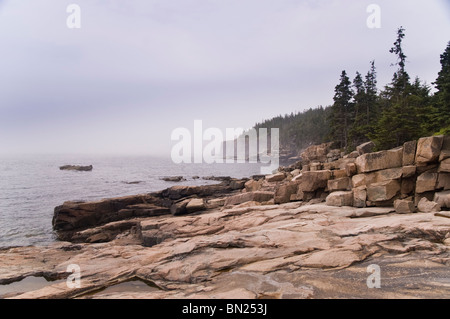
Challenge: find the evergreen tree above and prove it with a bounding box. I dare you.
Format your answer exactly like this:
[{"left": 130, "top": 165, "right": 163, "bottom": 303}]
[
  {"left": 432, "top": 41, "right": 450, "bottom": 133},
  {"left": 251, "top": 29, "right": 446, "bottom": 157},
  {"left": 389, "top": 26, "right": 410, "bottom": 95},
  {"left": 348, "top": 72, "right": 365, "bottom": 148},
  {"left": 253, "top": 106, "right": 332, "bottom": 152},
  {"left": 330, "top": 70, "right": 354, "bottom": 150},
  {"left": 353, "top": 72, "right": 365, "bottom": 119},
  {"left": 364, "top": 60, "right": 379, "bottom": 127},
  {"left": 370, "top": 27, "right": 424, "bottom": 149}
]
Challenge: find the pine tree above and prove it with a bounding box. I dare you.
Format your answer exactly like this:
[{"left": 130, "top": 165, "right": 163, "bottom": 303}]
[
  {"left": 432, "top": 41, "right": 450, "bottom": 133},
  {"left": 330, "top": 70, "right": 354, "bottom": 150},
  {"left": 389, "top": 27, "right": 410, "bottom": 96},
  {"left": 370, "top": 27, "right": 422, "bottom": 149},
  {"left": 364, "top": 60, "right": 379, "bottom": 128},
  {"left": 353, "top": 72, "right": 365, "bottom": 119},
  {"left": 348, "top": 72, "right": 365, "bottom": 148}
]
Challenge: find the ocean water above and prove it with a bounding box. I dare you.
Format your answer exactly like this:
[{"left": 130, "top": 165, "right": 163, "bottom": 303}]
[{"left": 0, "top": 154, "right": 264, "bottom": 248}]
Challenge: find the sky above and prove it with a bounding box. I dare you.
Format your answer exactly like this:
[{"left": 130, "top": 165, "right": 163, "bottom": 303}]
[{"left": 0, "top": 0, "right": 449, "bottom": 156}]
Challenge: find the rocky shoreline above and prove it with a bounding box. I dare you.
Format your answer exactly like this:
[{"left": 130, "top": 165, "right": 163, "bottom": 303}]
[{"left": 1, "top": 135, "right": 450, "bottom": 299}]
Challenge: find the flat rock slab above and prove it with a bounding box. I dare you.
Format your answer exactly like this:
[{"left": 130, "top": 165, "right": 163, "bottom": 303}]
[{"left": 1, "top": 203, "right": 450, "bottom": 299}]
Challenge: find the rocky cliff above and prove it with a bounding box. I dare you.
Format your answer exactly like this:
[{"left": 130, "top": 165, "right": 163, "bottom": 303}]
[{"left": 273, "top": 135, "right": 450, "bottom": 213}]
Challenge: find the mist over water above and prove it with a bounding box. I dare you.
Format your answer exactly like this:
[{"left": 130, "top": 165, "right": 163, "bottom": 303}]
[{"left": 0, "top": 154, "right": 264, "bottom": 247}]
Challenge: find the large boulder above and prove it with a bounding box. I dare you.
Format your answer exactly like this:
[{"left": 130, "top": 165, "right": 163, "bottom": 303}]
[
  {"left": 416, "top": 171, "right": 438, "bottom": 193},
  {"left": 186, "top": 198, "right": 206, "bottom": 214},
  {"left": 416, "top": 164, "right": 439, "bottom": 175},
  {"left": 224, "top": 191, "right": 275, "bottom": 206},
  {"left": 439, "top": 158, "right": 450, "bottom": 173},
  {"left": 327, "top": 149, "right": 342, "bottom": 162},
  {"left": 439, "top": 150, "right": 450, "bottom": 162},
  {"left": 244, "top": 179, "right": 262, "bottom": 192},
  {"left": 326, "top": 157, "right": 356, "bottom": 170},
  {"left": 327, "top": 177, "right": 350, "bottom": 192},
  {"left": 442, "top": 135, "right": 450, "bottom": 152},
  {"left": 402, "top": 140, "right": 417, "bottom": 166},
  {"left": 326, "top": 191, "right": 354, "bottom": 207},
  {"left": 355, "top": 147, "right": 403, "bottom": 173},
  {"left": 415, "top": 135, "right": 444, "bottom": 165},
  {"left": 351, "top": 168, "right": 402, "bottom": 189},
  {"left": 229, "top": 179, "right": 247, "bottom": 190},
  {"left": 401, "top": 178, "right": 416, "bottom": 195},
  {"left": 346, "top": 151, "right": 360, "bottom": 159},
  {"left": 310, "top": 162, "right": 323, "bottom": 171},
  {"left": 265, "top": 172, "right": 286, "bottom": 182},
  {"left": 333, "top": 169, "right": 348, "bottom": 179},
  {"left": 345, "top": 163, "right": 357, "bottom": 177},
  {"left": 297, "top": 170, "right": 332, "bottom": 192},
  {"left": 394, "top": 199, "right": 416, "bottom": 214},
  {"left": 274, "top": 182, "right": 298, "bottom": 204},
  {"left": 356, "top": 141, "right": 375, "bottom": 155},
  {"left": 434, "top": 191, "right": 450, "bottom": 209},
  {"left": 52, "top": 194, "right": 171, "bottom": 240},
  {"left": 352, "top": 174, "right": 366, "bottom": 188},
  {"left": 300, "top": 142, "right": 333, "bottom": 164},
  {"left": 402, "top": 166, "right": 417, "bottom": 178},
  {"left": 417, "top": 197, "right": 441, "bottom": 213},
  {"left": 366, "top": 168, "right": 403, "bottom": 185},
  {"left": 170, "top": 198, "right": 191, "bottom": 215},
  {"left": 353, "top": 187, "right": 367, "bottom": 208},
  {"left": 206, "top": 198, "right": 226, "bottom": 209},
  {"left": 367, "top": 180, "right": 400, "bottom": 202}
]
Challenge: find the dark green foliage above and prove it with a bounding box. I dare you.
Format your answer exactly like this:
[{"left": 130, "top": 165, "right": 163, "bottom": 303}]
[
  {"left": 349, "top": 61, "right": 380, "bottom": 149},
  {"left": 432, "top": 41, "right": 450, "bottom": 133},
  {"left": 329, "top": 70, "right": 354, "bottom": 151},
  {"left": 253, "top": 106, "right": 332, "bottom": 152},
  {"left": 371, "top": 78, "right": 432, "bottom": 150},
  {"left": 370, "top": 27, "right": 439, "bottom": 150},
  {"left": 251, "top": 28, "right": 449, "bottom": 153}
]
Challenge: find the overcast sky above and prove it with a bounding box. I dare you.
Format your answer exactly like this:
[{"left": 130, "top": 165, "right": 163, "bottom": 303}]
[{"left": 0, "top": 0, "right": 449, "bottom": 156}]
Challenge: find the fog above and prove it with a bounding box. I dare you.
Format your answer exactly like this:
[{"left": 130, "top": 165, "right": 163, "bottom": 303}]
[{"left": 0, "top": 0, "right": 448, "bottom": 156}]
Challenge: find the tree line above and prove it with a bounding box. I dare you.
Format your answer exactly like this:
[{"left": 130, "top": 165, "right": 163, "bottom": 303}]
[{"left": 254, "top": 27, "right": 450, "bottom": 153}]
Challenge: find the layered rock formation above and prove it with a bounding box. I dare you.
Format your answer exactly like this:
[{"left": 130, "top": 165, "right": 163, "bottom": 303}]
[
  {"left": 1, "top": 135, "right": 450, "bottom": 299},
  {"left": 52, "top": 179, "right": 247, "bottom": 242},
  {"left": 2, "top": 203, "right": 450, "bottom": 299},
  {"left": 274, "top": 135, "right": 450, "bottom": 214}
]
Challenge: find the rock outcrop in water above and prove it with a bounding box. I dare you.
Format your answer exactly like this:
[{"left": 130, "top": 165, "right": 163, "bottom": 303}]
[
  {"left": 59, "top": 165, "right": 93, "bottom": 172},
  {"left": 52, "top": 179, "right": 247, "bottom": 242},
  {"left": 160, "top": 176, "right": 185, "bottom": 182},
  {"left": 1, "top": 135, "right": 450, "bottom": 299}
]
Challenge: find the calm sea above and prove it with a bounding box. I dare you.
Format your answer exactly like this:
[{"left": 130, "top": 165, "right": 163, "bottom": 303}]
[{"left": 0, "top": 154, "right": 264, "bottom": 248}]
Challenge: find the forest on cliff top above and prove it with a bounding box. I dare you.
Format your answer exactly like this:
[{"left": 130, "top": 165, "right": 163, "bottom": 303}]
[{"left": 253, "top": 27, "right": 450, "bottom": 154}]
